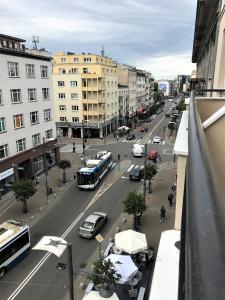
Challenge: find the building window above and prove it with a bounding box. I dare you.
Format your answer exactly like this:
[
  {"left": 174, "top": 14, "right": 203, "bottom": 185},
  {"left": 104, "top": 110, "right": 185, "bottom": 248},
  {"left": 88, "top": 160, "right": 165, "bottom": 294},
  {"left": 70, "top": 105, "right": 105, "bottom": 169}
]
[
  {"left": 8, "top": 62, "right": 19, "bottom": 77},
  {"left": 84, "top": 58, "right": 91, "bottom": 63},
  {"left": 0, "top": 90, "right": 2, "bottom": 105},
  {"left": 30, "top": 111, "right": 39, "bottom": 124},
  {"left": 0, "top": 117, "right": 6, "bottom": 133},
  {"left": 16, "top": 138, "right": 26, "bottom": 152},
  {"left": 32, "top": 133, "right": 41, "bottom": 147},
  {"left": 28, "top": 88, "right": 37, "bottom": 101},
  {"left": 59, "top": 105, "right": 66, "bottom": 111},
  {"left": 59, "top": 68, "right": 66, "bottom": 74},
  {"left": 74, "top": 58, "right": 79, "bottom": 62},
  {"left": 58, "top": 81, "right": 65, "bottom": 87},
  {"left": 26, "top": 64, "right": 35, "bottom": 78},
  {"left": 45, "top": 129, "right": 53, "bottom": 139},
  {"left": 71, "top": 105, "right": 79, "bottom": 111},
  {"left": 0, "top": 144, "right": 8, "bottom": 159},
  {"left": 72, "top": 117, "right": 79, "bottom": 122},
  {"left": 11, "top": 89, "right": 21, "bottom": 103},
  {"left": 71, "top": 68, "right": 78, "bottom": 74},
  {"left": 60, "top": 117, "right": 67, "bottom": 122},
  {"left": 70, "top": 81, "right": 78, "bottom": 87},
  {"left": 58, "top": 93, "right": 65, "bottom": 99},
  {"left": 71, "top": 93, "right": 78, "bottom": 99},
  {"left": 40, "top": 65, "right": 48, "bottom": 78},
  {"left": 13, "top": 114, "right": 24, "bottom": 129},
  {"left": 83, "top": 68, "right": 88, "bottom": 74},
  {"left": 42, "top": 88, "right": 50, "bottom": 100},
  {"left": 44, "top": 109, "right": 51, "bottom": 121},
  {"left": 61, "top": 58, "right": 66, "bottom": 63}
]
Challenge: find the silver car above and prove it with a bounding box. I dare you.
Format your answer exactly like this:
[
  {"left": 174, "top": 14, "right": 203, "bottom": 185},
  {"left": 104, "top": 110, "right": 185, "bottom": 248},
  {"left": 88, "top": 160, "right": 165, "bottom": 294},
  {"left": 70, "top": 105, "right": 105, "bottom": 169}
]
[
  {"left": 152, "top": 136, "right": 161, "bottom": 144},
  {"left": 78, "top": 212, "right": 108, "bottom": 238}
]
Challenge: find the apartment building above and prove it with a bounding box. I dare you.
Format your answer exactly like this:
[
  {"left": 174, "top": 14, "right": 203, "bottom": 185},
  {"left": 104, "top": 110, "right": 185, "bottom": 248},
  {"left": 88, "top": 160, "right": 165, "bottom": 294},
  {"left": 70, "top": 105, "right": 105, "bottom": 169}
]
[
  {"left": 136, "top": 69, "right": 146, "bottom": 108},
  {"left": 145, "top": 72, "right": 154, "bottom": 105},
  {"left": 0, "top": 34, "right": 58, "bottom": 194},
  {"left": 118, "top": 85, "right": 129, "bottom": 126},
  {"left": 117, "top": 64, "right": 137, "bottom": 118},
  {"left": 53, "top": 52, "right": 118, "bottom": 138}
]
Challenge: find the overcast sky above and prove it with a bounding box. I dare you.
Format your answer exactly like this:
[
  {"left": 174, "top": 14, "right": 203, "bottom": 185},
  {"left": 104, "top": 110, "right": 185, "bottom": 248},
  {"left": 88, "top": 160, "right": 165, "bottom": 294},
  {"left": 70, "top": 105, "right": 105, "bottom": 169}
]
[{"left": 0, "top": 0, "right": 196, "bottom": 79}]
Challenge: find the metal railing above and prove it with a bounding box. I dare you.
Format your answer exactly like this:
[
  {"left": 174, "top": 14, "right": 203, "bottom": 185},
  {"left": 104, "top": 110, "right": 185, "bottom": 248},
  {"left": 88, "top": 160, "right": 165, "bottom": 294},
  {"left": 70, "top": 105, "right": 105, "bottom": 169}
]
[{"left": 178, "top": 91, "right": 225, "bottom": 299}]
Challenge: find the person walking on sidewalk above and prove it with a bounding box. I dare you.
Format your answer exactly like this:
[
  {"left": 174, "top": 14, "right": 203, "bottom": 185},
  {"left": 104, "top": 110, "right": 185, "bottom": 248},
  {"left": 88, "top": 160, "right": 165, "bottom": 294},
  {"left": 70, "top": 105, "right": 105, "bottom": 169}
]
[
  {"left": 168, "top": 192, "right": 174, "bottom": 207},
  {"left": 160, "top": 206, "right": 166, "bottom": 223}
]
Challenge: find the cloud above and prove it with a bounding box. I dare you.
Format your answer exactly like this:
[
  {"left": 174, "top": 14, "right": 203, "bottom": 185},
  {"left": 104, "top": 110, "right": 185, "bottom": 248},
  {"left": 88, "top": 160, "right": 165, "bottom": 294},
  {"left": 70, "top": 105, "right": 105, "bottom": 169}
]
[{"left": 0, "top": 0, "right": 196, "bottom": 78}]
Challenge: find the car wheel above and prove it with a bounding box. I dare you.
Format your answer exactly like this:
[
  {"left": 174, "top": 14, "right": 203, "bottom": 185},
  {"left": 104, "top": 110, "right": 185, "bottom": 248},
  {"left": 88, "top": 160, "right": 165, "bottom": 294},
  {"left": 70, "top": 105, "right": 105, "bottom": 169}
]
[{"left": 0, "top": 268, "right": 6, "bottom": 279}]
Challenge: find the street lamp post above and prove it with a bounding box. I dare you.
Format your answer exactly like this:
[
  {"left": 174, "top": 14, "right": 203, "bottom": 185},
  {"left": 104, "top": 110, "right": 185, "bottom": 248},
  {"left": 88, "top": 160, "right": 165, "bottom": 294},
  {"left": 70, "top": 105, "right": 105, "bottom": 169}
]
[
  {"left": 143, "top": 144, "right": 147, "bottom": 205},
  {"left": 43, "top": 137, "right": 49, "bottom": 201},
  {"left": 82, "top": 120, "right": 85, "bottom": 157}
]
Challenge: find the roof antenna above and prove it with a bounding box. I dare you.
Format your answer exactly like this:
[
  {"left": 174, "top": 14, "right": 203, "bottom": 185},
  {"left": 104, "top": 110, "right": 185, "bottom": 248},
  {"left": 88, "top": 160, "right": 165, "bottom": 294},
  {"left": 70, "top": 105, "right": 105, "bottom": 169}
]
[{"left": 101, "top": 45, "right": 105, "bottom": 57}]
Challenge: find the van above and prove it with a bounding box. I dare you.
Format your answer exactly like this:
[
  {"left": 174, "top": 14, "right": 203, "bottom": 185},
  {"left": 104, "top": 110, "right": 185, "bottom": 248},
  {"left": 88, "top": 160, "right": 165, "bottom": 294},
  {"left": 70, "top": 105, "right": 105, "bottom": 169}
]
[
  {"left": 132, "top": 145, "right": 143, "bottom": 157},
  {"left": 129, "top": 165, "right": 144, "bottom": 181}
]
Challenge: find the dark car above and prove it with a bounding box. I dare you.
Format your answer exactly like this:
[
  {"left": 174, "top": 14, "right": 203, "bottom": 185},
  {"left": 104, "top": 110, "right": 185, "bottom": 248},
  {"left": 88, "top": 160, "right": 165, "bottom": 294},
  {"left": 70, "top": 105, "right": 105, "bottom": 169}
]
[
  {"left": 140, "top": 126, "right": 148, "bottom": 132},
  {"left": 78, "top": 212, "right": 108, "bottom": 238},
  {"left": 126, "top": 133, "right": 135, "bottom": 140},
  {"left": 129, "top": 166, "right": 144, "bottom": 181}
]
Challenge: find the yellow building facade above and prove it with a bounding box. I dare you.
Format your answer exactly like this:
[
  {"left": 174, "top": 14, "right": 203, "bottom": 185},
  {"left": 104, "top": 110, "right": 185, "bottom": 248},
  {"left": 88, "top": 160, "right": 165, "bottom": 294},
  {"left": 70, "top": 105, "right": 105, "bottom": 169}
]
[{"left": 53, "top": 52, "right": 118, "bottom": 138}]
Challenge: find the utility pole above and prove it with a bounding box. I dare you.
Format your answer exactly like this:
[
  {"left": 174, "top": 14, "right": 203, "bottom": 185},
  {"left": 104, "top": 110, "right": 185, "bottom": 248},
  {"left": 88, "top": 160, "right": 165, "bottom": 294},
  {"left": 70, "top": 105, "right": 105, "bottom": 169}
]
[
  {"left": 143, "top": 144, "right": 147, "bottom": 205},
  {"left": 43, "top": 137, "right": 49, "bottom": 202},
  {"left": 104, "top": 113, "right": 106, "bottom": 145},
  {"left": 67, "top": 243, "right": 75, "bottom": 300},
  {"left": 82, "top": 120, "right": 85, "bottom": 157}
]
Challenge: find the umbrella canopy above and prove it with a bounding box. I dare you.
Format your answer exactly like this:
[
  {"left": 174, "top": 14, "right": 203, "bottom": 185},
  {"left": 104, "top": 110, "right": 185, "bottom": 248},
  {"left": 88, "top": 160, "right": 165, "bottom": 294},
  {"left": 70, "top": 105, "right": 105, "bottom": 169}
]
[
  {"left": 115, "top": 229, "right": 148, "bottom": 254},
  {"left": 105, "top": 254, "right": 138, "bottom": 284},
  {"left": 83, "top": 291, "right": 119, "bottom": 300}
]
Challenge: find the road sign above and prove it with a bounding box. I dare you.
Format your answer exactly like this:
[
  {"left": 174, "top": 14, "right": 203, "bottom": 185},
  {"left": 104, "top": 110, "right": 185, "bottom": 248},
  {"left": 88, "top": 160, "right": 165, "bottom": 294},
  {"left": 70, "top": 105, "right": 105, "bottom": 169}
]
[{"left": 95, "top": 234, "right": 104, "bottom": 244}]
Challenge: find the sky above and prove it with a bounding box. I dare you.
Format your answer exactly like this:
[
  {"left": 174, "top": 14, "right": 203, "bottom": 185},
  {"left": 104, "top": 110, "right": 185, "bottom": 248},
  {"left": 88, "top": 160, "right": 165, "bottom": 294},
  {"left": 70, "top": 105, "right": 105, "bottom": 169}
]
[{"left": 0, "top": 0, "right": 196, "bottom": 79}]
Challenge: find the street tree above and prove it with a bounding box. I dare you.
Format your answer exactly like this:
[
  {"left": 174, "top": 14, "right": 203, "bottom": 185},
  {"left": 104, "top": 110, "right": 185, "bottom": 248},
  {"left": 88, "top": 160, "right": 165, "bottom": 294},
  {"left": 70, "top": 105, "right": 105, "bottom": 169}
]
[
  {"left": 145, "top": 164, "right": 157, "bottom": 193},
  {"left": 12, "top": 179, "right": 36, "bottom": 213},
  {"left": 168, "top": 122, "right": 176, "bottom": 136},
  {"left": 87, "top": 259, "right": 121, "bottom": 294},
  {"left": 123, "top": 192, "right": 146, "bottom": 230},
  {"left": 59, "top": 159, "right": 71, "bottom": 183}
]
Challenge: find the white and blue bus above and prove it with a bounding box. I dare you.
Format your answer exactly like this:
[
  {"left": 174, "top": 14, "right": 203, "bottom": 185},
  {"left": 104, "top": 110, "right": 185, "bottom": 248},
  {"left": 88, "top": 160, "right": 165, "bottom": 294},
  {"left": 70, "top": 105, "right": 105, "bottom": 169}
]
[
  {"left": 77, "top": 151, "right": 113, "bottom": 190},
  {"left": 0, "top": 219, "right": 30, "bottom": 278}
]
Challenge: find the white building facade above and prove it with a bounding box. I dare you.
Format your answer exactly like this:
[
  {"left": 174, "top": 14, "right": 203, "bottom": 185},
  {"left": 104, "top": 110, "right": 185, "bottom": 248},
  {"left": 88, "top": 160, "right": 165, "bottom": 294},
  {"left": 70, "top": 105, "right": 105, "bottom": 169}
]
[{"left": 0, "top": 34, "right": 59, "bottom": 193}]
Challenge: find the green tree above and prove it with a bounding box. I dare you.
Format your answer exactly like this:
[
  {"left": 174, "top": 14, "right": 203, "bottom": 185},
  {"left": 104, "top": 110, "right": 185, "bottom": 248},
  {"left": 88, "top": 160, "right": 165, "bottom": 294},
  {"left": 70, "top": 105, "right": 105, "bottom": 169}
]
[
  {"left": 59, "top": 159, "right": 71, "bottom": 183},
  {"left": 145, "top": 164, "right": 157, "bottom": 193},
  {"left": 87, "top": 259, "right": 121, "bottom": 290},
  {"left": 123, "top": 192, "right": 146, "bottom": 229},
  {"left": 12, "top": 179, "right": 36, "bottom": 213}
]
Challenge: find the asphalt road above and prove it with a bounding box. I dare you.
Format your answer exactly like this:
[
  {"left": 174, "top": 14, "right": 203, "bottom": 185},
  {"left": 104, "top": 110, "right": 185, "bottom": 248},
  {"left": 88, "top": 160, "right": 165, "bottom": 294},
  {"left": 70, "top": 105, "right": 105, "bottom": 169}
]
[{"left": 0, "top": 102, "right": 174, "bottom": 300}]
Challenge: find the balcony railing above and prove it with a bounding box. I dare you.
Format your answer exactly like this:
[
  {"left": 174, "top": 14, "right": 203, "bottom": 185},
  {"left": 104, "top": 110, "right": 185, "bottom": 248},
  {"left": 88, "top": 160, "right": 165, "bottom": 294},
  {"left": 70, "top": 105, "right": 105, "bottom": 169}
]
[{"left": 178, "top": 91, "right": 225, "bottom": 299}]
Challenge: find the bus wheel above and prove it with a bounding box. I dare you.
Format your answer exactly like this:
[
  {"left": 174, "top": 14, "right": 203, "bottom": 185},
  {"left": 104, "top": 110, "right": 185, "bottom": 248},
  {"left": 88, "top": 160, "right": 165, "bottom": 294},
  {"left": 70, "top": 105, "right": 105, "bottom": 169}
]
[{"left": 0, "top": 268, "right": 5, "bottom": 279}]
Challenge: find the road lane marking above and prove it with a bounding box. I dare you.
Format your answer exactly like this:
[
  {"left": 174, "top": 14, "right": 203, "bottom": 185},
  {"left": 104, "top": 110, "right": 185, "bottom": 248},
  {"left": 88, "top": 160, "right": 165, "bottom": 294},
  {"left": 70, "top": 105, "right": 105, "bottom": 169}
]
[
  {"left": 147, "top": 140, "right": 152, "bottom": 144},
  {"left": 121, "top": 176, "right": 127, "bottom": 179},
  {"left": 7, "top": 212, "right": 84, "bottom": 300},
  {"left": 162, "top": 141, "right": 165, "bottom": 145},
  {"left": 127, "top": 164, "right": 134, "bottom": 172}
]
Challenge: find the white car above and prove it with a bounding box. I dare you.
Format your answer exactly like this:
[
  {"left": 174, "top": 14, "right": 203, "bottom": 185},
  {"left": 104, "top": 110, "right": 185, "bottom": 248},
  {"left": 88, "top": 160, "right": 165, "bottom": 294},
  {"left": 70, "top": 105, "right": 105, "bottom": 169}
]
[
  {"left": 132, "top": 145, "right": 144, "bottom": 157},
  {"left": 152, "top": 136, "right": 161, "bottom": 144}
]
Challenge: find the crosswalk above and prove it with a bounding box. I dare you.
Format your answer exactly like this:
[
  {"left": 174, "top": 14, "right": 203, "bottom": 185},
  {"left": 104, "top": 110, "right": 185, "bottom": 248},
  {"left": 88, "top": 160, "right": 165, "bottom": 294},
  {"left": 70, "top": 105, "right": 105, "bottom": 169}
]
[{"left": 119, "top": 138, "right": 165, "bottom": 145}]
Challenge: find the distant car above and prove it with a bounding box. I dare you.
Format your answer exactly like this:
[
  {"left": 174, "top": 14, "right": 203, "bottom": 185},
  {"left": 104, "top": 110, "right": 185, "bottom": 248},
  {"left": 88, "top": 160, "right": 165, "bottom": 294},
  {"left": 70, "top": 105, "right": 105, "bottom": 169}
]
[
  {"left": 151, "top": 114, "right": 157, "bottom": 119},
  {"left": 129, "top": 166, "right": 144, "bottom": 181},
  {"left": 152, "top": 136, "right": 161, "bottom": 144},
  {"left": 148, "top": 150, "right": 159, "bottom": 160},
  {"left": 140, "top": 126, "right": 148, "bottom": 132},
  {"left": 165, "top": 113, "right": 170, "bottom": 118},
  {"left": 126, "top": 133, "right": 135, "bottom": 140},
  {"left": 79, "top": 212, "right": 108, "bottom": 238},
  {"left": 132, "top": 145, "right": 144, "bottom": 157}
]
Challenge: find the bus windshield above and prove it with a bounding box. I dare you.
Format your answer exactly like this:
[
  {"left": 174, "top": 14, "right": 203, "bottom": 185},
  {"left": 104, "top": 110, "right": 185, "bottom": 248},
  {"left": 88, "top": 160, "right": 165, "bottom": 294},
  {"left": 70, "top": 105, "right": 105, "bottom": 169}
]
[{"left": 77, "top": 173, "right": 94, "bottom": 185}]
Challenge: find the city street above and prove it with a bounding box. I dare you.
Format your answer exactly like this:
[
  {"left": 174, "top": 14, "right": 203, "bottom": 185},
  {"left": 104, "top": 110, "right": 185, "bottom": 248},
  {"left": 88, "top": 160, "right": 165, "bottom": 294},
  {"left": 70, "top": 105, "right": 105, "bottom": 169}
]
[{"left": 0, "top": 102, "right": 175, "bottom": 300}]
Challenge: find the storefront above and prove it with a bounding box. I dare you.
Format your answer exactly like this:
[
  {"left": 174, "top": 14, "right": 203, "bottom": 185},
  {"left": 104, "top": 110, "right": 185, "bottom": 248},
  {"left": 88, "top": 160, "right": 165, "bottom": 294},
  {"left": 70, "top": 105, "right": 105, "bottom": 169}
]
[{"left": 0, "top": 167, "right": 15, "bottom": 196}]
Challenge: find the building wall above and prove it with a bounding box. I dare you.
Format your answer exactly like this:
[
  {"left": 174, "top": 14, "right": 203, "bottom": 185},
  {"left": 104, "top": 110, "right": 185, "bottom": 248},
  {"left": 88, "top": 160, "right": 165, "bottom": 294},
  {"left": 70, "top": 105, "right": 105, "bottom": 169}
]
[
  {"left": 0, "top": 54, "right": 56, "bottom": 157},
  {"left": 174, "top": 155, "right": 187, "bottom": 230}
]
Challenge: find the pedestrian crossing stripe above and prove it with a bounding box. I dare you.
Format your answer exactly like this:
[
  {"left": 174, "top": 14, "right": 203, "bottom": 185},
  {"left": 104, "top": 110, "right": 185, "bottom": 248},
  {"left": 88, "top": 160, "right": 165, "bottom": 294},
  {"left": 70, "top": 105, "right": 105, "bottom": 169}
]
[
  {"left": 127, "top": 164, "right": 134, "bottom": 172},
  {"left": 162, "top": 141, "right": 165, "bottom": 145},
  {"left": 148, "top": 140, "right": 152, "bottom": 144}
]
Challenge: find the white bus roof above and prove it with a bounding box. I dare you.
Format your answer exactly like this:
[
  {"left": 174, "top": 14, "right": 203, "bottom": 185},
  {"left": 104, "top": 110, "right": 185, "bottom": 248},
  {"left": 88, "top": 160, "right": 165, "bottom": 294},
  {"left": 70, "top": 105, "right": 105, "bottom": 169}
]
[
  {"left": 149, "top": 230, "right": 180, "bottom": 300},
  {"left": 0, "top": 220, "right": 28, "bottom": 246}
]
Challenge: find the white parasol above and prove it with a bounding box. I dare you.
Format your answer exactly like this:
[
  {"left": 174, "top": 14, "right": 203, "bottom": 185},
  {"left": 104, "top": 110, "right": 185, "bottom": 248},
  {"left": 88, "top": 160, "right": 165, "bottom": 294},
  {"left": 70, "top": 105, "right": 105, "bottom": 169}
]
[{"left": 115, "top": 229, "right": 148, "bottom": 254}]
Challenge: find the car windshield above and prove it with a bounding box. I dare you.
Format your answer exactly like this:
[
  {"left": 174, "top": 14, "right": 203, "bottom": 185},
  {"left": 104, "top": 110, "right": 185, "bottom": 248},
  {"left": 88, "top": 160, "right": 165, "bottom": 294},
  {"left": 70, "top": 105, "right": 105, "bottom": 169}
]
[
  {"left": 82, "top": 221, "right": 94, "bottom": 230},
  {"left": 131, "top": 169, "right": 140, "bottom": 176}
]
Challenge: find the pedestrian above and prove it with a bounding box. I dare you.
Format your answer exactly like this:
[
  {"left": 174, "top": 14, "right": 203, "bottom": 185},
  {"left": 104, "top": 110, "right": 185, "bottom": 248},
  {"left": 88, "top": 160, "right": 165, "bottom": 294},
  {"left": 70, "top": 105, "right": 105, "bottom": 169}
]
[
  {"left": 172, "top": 181, "right": 176, "bottom": 193},
  {"left": 153, "top": 157, "right": 157, "bottom": 165},
  {"left": 168, "top": 192, "right": 173, "bottom": 207},
  {"left": 72, "top": 142, "right": 76, "bottom": 153},
  {"left": 118, "top": 154, "right": 120, "bottom": 161},
  {"left": 116, "top": 135, "right": 119, "bottom": 141},
  {"left": 163, "top": 125, "right": 166, "bottom": 132},
  {"left": 157, "top": 153, "right": 161, "bottom": 162},
  {"left": 160, "top": 206, "right": 166, "bottom": 223}
]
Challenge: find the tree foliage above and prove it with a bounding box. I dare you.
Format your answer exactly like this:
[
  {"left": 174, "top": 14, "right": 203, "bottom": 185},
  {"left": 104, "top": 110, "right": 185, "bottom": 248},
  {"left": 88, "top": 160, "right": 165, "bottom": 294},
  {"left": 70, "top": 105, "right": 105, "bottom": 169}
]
[
  {"left": 145, "top": 164, "right": 157, "bottom": 181},
  {"left": 59, "top": 159, "right": 71, "bottom": 169},
  {"left": 12, "top": 179, "right": 36, "bottom": 200},
  {"left": 87, "top": 259, "right": 121, "bottom": 287},
  {"left": 123, "top": 192, "right": 146, "bottom": 216}
]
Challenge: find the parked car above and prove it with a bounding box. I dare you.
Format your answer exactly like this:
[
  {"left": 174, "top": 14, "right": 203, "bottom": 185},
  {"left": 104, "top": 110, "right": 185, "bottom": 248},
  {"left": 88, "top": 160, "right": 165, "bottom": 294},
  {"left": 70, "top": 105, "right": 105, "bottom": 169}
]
[
  {"left": 78, "top": 212, "right": 108, "bottom": 238},
  {"left": 140, "top": 126, "right": 148, "bottom": 132},
  {"left": 126, "top": 133, "right": 135, "bottom": 140},
  {"left": 152, "top": 136, "right": 161, "bottom": 144},
  {"left": 148, "top": 150, "right": 159, "bottom": 160},
  {"left": 129, "top": 166, "right": 144, "bottom": 181}
]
